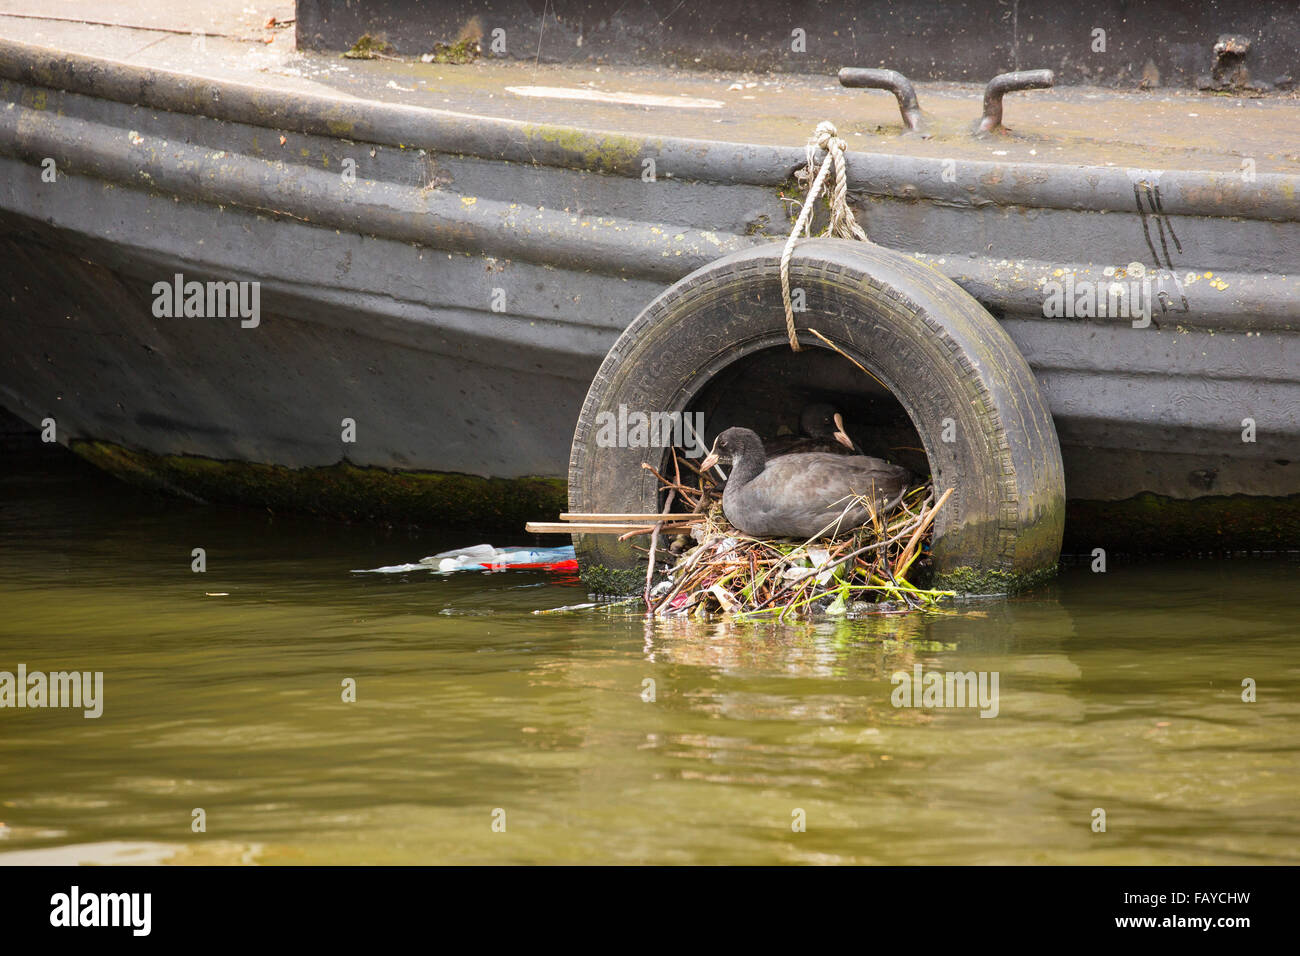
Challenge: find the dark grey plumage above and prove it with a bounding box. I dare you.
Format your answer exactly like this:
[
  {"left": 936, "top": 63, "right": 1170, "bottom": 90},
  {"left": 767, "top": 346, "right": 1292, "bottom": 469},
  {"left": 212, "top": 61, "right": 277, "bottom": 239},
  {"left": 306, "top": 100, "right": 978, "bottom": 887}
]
[{"left": 701, "top": 426, "right": 911, "bottom": 539}]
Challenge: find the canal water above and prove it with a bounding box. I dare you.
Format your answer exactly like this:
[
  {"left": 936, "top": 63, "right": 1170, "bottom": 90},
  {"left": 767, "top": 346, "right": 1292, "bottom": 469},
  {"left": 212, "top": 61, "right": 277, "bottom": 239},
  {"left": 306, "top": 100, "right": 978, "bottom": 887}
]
[{"left": 1, "top": 445, "right": 1297, "bottom": 865}]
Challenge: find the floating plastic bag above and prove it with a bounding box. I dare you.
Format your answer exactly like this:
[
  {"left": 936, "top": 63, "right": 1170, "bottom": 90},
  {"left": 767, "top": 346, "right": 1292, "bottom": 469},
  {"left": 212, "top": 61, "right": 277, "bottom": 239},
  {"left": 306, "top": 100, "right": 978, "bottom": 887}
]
[
  {"left": 425, "top": 544, "right": 578, "bottom": 572},
  {"left": 352, "top": 544, "right": 577, "bottom": 574}
]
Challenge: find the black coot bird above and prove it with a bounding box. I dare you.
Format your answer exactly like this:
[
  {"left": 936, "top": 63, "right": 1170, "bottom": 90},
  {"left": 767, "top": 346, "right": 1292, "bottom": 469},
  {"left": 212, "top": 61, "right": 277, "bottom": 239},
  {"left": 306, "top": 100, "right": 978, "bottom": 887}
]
[
  {"left": 764, "top": 403, "right": 858, "bottom": 457},
  {"left": 700, "top": 426, "right": 911, "bottom": 539}
]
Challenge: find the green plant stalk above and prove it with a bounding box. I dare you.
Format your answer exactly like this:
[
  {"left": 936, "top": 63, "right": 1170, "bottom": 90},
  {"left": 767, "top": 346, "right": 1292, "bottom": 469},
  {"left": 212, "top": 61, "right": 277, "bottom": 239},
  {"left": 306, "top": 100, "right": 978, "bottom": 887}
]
[{"left": 868, "top": 572, "right": 908, "bottom": 603}]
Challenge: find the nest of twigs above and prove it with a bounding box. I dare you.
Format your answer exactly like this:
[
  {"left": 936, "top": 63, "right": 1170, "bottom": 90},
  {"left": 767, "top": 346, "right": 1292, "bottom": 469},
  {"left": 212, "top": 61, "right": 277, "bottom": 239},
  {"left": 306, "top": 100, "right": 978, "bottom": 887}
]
[{"left": 639, "top": 450, "right": 954, "bottom": 619}]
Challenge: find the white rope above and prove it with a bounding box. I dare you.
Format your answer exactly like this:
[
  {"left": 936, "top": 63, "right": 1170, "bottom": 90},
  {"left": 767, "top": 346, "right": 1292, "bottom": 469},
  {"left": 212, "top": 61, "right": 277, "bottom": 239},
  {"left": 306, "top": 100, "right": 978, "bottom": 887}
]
[{"left": 780, "top": 121, "right": 869, "bottom": 351}]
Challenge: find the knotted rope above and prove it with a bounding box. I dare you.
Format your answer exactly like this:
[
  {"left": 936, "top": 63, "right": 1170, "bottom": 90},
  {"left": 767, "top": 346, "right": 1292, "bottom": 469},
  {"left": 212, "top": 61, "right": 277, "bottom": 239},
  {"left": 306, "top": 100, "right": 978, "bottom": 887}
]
[{"left": 779, "top": 121, "right": 869, "bottom": 351}]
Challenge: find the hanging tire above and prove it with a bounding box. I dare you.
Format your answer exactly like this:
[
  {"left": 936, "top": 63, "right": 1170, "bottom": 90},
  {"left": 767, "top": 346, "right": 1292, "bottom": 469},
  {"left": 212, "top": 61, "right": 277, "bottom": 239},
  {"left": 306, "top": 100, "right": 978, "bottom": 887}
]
[{"left": 568, "top": 238, "right": 1065, "bottom": 596}]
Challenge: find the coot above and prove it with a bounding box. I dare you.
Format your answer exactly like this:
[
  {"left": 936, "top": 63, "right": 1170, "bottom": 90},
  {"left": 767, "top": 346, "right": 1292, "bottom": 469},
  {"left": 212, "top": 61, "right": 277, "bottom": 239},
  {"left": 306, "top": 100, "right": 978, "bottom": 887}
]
[
  {"left": 764, "top": 403, "right": 858, "bottom": 457},
  {"left": 700, "top": 426, "right": 912, "bottom": 539}
]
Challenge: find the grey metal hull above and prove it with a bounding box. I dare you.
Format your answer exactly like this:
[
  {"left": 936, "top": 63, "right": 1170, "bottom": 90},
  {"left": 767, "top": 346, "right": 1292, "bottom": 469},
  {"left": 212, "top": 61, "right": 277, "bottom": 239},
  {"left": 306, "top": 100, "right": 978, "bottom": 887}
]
[{"left": 0, "top": 35, "right": 1297, "bottom": 543}]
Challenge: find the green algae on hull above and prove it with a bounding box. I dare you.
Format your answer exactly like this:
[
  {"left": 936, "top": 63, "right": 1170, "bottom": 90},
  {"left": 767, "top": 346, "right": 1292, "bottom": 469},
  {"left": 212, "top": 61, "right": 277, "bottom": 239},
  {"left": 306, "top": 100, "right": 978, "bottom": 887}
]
[
  {"left": 64, "top": 444, "right": 1299, "bottom": 577},
  {"left": 578, "top": 563, "right": 647, "bottom": 599},
  {"left": 931, "top": 564, "right": 1059, "bottom": 596},
  {"left": 518, "top": 124, "right": 645, "bottom": 175},
  {"left": 71, "top": 440, "right": 566, "bottom": 530}
]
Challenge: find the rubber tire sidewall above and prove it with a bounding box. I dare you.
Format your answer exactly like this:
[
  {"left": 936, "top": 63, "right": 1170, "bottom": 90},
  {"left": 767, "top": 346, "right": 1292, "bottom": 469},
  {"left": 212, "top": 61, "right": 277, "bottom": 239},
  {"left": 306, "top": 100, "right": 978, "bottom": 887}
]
[{"left": 568, "top": 238, "right": 1065, "bottom": 593}]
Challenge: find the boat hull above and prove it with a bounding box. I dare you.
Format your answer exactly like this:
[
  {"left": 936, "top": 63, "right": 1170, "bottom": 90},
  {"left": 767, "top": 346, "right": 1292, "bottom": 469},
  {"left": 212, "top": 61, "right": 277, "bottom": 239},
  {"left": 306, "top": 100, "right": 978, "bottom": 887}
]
[{"left": 1, "top": 36, "right": 1297, "bottom": 546}]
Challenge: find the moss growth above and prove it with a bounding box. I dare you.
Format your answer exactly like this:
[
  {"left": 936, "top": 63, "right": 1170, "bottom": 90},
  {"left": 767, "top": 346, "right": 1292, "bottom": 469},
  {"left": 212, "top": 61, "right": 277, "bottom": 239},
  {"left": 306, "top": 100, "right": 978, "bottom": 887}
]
[
  {"left": 427, "top": 37, "right": 481, "bottom": 64},
  {"left": 343, "top": 34, "right": 395, "bottom": 59},
  {"left": 1065, "top": 492, "right": 1300, "bottom": 552},
  {"left": 519, "top": 124, "right": 644, "bottom": 175},
  {"left": 70, "top": 440, "right": 566, "bottom": 530},
  {"left": 933, "top": 564, "right": 1059, "bottom": 595},
  {"left": 774, "top": 173, "right": 806, "bottom": 225},
  {"left": 578, "top": 563, "right": 646, "bottom": 599}
]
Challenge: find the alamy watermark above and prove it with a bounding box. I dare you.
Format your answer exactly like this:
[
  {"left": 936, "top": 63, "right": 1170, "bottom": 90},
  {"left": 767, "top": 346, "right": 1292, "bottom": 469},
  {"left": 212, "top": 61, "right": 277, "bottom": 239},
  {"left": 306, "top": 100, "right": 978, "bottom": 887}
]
[
  {"left": 0, "top": 664, "right": 103, "bottom": 718},
  {"left": 1042, "top": 270, "right": 1155, "bottom": 328},
  {"left": 891, "top": 665, "right": 999, "bottom": 717},
  {"left": 152, "top": 272, "right": 260, "bottom": 328},
  {"left": 50, "top": 886, "right": 150, "bottom": 936},
  {"left": 593, "top": 405, "right": 707, "bottom": 458}
]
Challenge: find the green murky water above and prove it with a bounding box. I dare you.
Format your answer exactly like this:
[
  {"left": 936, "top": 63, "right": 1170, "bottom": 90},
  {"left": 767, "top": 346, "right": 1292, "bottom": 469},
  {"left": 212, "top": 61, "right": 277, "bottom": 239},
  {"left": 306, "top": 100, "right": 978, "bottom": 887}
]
[{"left": 1, "top": 447, "right": 1297, "bottom": 865}]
